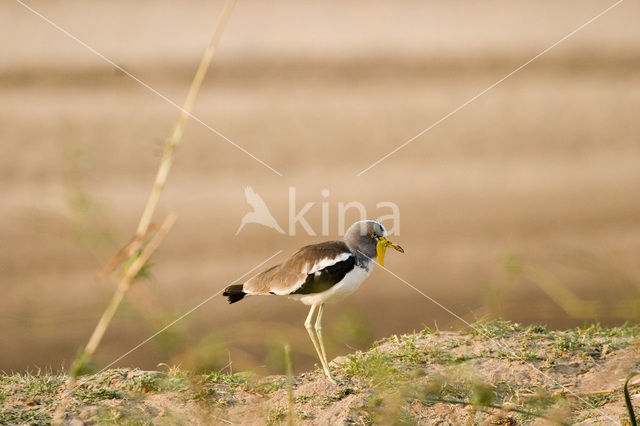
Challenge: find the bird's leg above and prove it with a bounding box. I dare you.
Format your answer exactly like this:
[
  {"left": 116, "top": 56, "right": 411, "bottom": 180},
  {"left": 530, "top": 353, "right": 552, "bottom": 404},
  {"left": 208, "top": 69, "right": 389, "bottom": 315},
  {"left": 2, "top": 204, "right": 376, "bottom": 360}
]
[
  {"left": 314, "top": 304, "right": 336, "bottom": 383},
  {"left": 304, "top": 304, "right": 335, "bottom": 384},
  {"left": 315, "top": 304, "right": 329, "bottom": 366},
  {"left": 304, "top": 305, "right": 325, "bottom": 375}
]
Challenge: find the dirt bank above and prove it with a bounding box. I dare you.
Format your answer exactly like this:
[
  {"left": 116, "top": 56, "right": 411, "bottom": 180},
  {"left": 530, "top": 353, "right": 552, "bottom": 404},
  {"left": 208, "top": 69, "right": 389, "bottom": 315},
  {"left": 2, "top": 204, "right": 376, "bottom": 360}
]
[{"left": 2, "top": 320, "right": 639, "bottom": 425}]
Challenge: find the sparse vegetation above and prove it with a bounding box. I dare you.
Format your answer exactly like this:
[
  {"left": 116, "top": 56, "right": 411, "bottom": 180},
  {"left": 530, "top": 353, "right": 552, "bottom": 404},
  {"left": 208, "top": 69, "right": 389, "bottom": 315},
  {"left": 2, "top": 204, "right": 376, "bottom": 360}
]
[{"left": 2, "top": 320, "right": 638, "bottom": 424}]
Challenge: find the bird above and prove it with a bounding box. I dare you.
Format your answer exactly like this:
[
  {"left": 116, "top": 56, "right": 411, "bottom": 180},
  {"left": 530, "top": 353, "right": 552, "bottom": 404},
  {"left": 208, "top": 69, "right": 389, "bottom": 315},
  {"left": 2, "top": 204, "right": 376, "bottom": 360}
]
[
  {"left": 223, "top": 220, "right": 404, "bottom": 383},
  {"left": 236, "top": 186, "right": 285, "bottom": 235}
]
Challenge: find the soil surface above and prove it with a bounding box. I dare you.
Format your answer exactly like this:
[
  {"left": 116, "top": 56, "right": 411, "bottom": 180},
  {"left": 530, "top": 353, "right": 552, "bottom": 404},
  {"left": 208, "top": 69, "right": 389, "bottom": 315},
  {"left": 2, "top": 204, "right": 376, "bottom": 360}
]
[{"left": 2, "top": 321, "right": 639, "bottom": 425}]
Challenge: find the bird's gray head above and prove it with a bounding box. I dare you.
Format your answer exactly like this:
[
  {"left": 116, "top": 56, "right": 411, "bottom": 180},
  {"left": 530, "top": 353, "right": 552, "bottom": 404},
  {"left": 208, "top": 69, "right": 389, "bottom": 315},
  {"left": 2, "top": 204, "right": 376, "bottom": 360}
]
[{"left": 343, "top": 220, "right": 404, "bottom": 265}]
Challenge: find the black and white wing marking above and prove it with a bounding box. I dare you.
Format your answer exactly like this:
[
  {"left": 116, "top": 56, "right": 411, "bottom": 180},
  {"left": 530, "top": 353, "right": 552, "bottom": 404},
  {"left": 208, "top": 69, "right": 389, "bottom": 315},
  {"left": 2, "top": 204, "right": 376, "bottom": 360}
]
[
  {"left": 242, "top": 241, "right": 355, "bottom": 296},
  {"left": 292, "top": 255, "right": 356, "bottom": 295}
]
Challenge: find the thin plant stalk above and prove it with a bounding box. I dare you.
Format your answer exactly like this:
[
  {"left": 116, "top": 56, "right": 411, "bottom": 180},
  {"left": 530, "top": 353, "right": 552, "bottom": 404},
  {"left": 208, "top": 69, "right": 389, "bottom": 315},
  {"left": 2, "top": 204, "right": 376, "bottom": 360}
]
[
  {"left": 96, "top": 223, "right": 159, "bottom": 282},
  {"left": 69, "top": 0, "right": 237, "bottom": 379},
  {"left": 136, "top": 0, "right": 237, "bottom": 238},
  {"left": 625, "top": 371, "right": 639, "bottom": 426},
  {"left": 285, "top": 343, "right": 294, "bottom": 426},
  {"left": 82, "top": 213, "right": 176, "bottom": 360}
]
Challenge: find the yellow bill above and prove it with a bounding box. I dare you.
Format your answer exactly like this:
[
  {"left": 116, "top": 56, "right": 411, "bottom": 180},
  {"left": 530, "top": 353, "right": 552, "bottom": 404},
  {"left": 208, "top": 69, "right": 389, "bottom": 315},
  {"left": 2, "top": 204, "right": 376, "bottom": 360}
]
[{"left": 376, "top": 237, "right": 404, "bottom": 266}]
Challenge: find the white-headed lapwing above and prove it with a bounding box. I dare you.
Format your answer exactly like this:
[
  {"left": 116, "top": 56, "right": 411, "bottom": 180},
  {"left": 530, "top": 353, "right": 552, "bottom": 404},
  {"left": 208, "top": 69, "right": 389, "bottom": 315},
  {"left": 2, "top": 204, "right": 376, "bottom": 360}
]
[{"left": 223, "top": 220, "right": 404, "bottom": 383}]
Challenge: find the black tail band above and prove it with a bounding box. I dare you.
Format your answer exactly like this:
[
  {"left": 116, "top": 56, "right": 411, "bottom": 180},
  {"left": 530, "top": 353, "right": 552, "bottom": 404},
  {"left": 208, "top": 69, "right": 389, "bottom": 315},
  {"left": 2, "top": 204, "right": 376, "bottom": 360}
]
[{"left": 223, "top": 284, "right": 246, "bottom": 304}]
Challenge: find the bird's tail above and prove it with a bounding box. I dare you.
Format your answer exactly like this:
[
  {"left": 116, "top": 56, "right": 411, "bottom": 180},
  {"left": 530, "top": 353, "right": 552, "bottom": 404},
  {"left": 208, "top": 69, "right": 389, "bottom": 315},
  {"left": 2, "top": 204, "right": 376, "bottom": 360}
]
[{"left": 223, "top": 284, "right": 246, "bottom": 304}]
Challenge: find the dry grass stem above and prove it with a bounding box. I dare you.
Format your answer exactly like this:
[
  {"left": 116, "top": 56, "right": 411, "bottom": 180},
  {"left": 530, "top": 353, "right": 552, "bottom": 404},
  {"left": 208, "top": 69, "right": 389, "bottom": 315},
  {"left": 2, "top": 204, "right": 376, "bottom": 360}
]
[
  {"left": 82, "top": 213, "right": 177, "bottom": 360},
  {"left": 135, "top": 0, "right": 237, "bottom": 238},
  {"left": 70, "top": 0, "right": 237, "bottom": 381},
  {"left": 96, "top": 223, "right": 161, "bottom": 282},
  {"left": 284, "top": 343, "right": 294, "bottom": 426}
]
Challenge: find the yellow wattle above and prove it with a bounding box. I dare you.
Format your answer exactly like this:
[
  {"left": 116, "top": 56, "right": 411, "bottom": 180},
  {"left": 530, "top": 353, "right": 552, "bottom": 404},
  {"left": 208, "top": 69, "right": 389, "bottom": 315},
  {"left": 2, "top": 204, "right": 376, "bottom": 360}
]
[{"left": 376, "top": 240, "right": 388, "bottom": 266}]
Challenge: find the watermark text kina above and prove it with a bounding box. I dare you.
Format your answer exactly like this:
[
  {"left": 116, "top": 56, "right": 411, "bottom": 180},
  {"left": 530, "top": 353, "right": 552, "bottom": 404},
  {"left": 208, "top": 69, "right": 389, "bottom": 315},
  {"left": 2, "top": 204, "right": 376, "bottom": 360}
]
[{"left": 236, "top": 187, "right": 400, "bottom": 237}]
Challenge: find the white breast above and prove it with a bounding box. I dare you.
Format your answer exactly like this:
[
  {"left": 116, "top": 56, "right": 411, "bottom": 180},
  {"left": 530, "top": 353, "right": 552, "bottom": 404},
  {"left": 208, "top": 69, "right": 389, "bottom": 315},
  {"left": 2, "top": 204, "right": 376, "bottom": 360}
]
[{"left": 289, "top": 265, "right": 372, "bottom": 306}]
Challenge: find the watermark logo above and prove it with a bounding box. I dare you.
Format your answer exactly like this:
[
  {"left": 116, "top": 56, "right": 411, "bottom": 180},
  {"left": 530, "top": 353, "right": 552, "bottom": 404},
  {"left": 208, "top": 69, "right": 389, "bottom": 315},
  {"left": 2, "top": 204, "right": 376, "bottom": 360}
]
[
  {"left": 237, "top": 187, "right": 400, "bottom": 236},
  {"left": 236, "top": 187, "right": 286, "bottom": 235}
]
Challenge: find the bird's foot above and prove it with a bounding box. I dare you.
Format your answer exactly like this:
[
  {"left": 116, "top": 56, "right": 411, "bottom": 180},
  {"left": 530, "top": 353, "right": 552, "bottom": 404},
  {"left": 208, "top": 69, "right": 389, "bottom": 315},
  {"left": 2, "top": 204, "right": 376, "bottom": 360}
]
[{"left": 323, "top": 369, "right": 338, "bottom": 385}]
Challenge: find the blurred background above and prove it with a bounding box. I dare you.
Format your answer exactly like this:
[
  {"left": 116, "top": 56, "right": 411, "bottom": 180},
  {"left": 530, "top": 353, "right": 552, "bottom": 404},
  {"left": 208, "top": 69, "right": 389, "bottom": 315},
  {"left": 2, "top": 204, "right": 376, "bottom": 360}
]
[{"left": 1, "top": 0, "right": 639, "bottom": 375}]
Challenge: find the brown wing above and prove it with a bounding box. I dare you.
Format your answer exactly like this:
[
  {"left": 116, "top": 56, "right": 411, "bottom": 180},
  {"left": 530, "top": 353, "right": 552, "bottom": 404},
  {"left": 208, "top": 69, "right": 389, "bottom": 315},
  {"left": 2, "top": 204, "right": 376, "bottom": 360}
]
[{"left": 242, "top": 241, "right": 352, "bottom": 295}]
